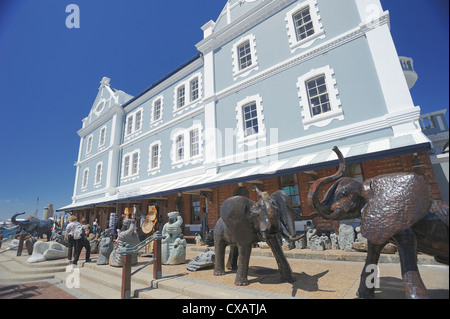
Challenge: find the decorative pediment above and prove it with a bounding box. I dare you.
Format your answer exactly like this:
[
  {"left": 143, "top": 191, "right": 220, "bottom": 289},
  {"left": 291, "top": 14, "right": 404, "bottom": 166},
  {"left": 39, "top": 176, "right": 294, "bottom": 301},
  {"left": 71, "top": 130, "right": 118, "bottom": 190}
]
[
  {"left": 84, "top": 77, "right": 133, "bottom": 128},
  {"left": 214, "top": 0, "right": 265, "bottom": 33}
]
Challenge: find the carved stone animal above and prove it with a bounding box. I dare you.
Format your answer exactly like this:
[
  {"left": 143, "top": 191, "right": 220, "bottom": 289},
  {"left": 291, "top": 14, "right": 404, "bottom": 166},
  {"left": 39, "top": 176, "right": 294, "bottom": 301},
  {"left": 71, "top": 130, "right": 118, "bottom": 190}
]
[{"left": 307, "top": 147, "right": 449, "bottom": 299}]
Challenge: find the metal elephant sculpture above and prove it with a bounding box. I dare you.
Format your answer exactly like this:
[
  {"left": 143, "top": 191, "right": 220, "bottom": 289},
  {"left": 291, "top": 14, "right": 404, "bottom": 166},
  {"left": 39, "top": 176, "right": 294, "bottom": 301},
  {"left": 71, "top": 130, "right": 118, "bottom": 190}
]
[
  {"left": 214, "top": 187, "right": 306, "bottom": 286},
  {"left": 307, "top": 146, "right": 449, "bottom": 299},
  {"left": 11, "top": 212, "right": 54, "bottom": 241}
]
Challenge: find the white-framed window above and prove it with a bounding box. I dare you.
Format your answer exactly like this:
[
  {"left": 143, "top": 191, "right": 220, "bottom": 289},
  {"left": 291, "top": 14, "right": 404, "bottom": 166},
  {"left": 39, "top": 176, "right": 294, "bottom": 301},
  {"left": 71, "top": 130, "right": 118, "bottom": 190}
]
[
  {"left": 177, "top": 85, "right": 186, "bottom": 109},
  {"left": 235, "top": 94, "right": 266, "bottom": 147},
  {"left": 132, "top": 152, "right": 139, "bottom": 175},
  {"left": 82, "top": 168, "right": 89, "bottom": 189},
  {"left": 135, "top": 110, "right": 142, "bottom": 132},
  {"left": 173, "top": 72, "right": 203, "bottom": 115},
  {"left": 151, "top": 96, "right": 164, "bottom": 127},
  {"left": 122, "top": 149, "right": 140, "bottom": 180},
  {"left": 297, "top": 65, "right": 343, "bottom": 130},
  {"left": 125, "top": 107, "right": 144, "bottom": 139},
  {"left": 98, "top": 126, "right": 107, "bottom": 148},
  {"left": 232, "top": 34, "right": 259, "bottom": 80},
  {"left": 285, "top": 0, "right": 325, "bottom": 53},
  {"left": 86, "top": 135, "right": 93, "bottom": 155},
  {"left": 94, "top": 162, "right": 103, "bottom": 185},
  {"left": 148, "top": 140, "right": 162, "bottom": 175},
  {"left": 190, "top": 77, "right": 199, "bottom": 102},
  {"left": 176, "top": 135, "right": 184, "bottom": 161},
  {"left": 190, "top": 128, "right": 200, "bottom": 157},
  {"left": 171, "top": 123, "right": 203, "bottom": 168}
]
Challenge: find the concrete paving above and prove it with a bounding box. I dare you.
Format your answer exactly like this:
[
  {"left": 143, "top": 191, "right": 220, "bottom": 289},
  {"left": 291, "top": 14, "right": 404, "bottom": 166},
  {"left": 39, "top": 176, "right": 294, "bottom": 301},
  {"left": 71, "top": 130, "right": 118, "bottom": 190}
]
[{"left": 0, "top": 245, "right": 448, "bottom": 299}]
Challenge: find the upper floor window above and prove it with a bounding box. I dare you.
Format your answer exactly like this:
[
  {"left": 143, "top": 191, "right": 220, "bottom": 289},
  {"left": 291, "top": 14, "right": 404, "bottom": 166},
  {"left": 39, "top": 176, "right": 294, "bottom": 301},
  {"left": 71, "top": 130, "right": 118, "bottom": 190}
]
[
  {"left": 176, "top": 135, "right": 184, "bottom": 161},
  {"left": 235, "top": 94, "right": 266, "bottom": 147},
  {"left": 99, "top": 126, "right": 107, "bottom": 148},
  {"left": 232, "top": 34, "right": 259, "bottom": 80},
  {"left": 173, "top": 72, "right": 203, "bottom": 115},
  {"left": 238, "top": 41, "right": 253, "bottom": 71},
  {"left": 171, "top": 123, "right": 203, "bottom": 168},
  {"left": 148, "top": 141, "right": 161, "bottom": 175},
  {"left": 297, "top": 65, "right": 343, "bottom": 130},
  {"left": 154, "top": 99, "right": 162, "bottom": 121},
  {"left": 285, "top": 0, "right": 325, "bottom": 53},
  {"left": 190, "top": 78, "right": 199, "bottom": 102},
  {"left": 177, "top": 85, "right": 186, "bottom": 109},
  {"left": 125, "top": 108, "right": 144, "bottom": 139},
  {"left": 190, "top": 128, "right": 200, "bottom": 157},
  {"left": 122, "top": 149, "right": 140, "bottom": 180},
  {"left": 82, "top": 168, "right": 89, "bottom": 189},
  {"left": 151, "top": 96, "right": 164, "bottom": 127},
  {"left": 135, "top": 110, "right": 142, "bottom": 131},
  {"left": 306, "top": 75, "right": 330, "bottom": 116},
  {"left": 293, "top": 7, "right": 315, "bottom": 41},
  {"left": 94, "top": 162, "right": 103, "bottom": 185},
  {"left": 86, "top": 135, "right": 93, "bottom": 155}
]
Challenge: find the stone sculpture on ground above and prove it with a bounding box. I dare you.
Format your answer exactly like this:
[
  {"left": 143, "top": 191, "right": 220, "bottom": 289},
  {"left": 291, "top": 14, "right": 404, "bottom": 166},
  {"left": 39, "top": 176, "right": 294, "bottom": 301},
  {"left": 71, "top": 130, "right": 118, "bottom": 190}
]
[
  {"left": 161, "top": 212, "right": 187, "bottom": 265},
  {"left": 109, "top": 219, "right": 140, "bottom": 267},
  {"left": 97, "top": 229, "right": 113, "bottom": 265},
  {"left": 186, "top": 248, "right": 215, "bottom": 272},
  {"left": 338, "top": 223, "right": 355, "bottom": 252},
  {"left": 27, "top": 241, "right": 67, "bottom": 263}
]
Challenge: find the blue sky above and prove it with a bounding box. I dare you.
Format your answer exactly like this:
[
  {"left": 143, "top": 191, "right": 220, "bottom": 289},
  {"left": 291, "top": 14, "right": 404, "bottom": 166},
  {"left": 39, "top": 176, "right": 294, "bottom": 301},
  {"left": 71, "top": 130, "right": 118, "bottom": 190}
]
[{"left": 0, "top": 0, "right": 448, "bottom": 222}]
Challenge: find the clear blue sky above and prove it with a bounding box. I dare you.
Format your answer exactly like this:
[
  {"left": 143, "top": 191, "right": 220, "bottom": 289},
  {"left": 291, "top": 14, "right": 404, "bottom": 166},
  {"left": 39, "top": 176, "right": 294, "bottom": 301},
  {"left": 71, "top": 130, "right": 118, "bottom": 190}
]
[{"left": 0, "top": 0, "right": 448, "bottom": 221}]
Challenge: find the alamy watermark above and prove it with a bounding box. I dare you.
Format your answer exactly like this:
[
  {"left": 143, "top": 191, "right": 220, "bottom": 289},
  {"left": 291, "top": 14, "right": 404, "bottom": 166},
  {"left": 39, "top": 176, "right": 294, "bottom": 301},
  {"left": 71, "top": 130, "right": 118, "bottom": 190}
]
[
  {"left": 66, "top": 4, "right": 80, "bottom": 29},
  {"left": 365, "top": 264, "right": 380, "bottom": 289},
  {"left": 65, "top": 264, "right": 80, "bottom": 289}
]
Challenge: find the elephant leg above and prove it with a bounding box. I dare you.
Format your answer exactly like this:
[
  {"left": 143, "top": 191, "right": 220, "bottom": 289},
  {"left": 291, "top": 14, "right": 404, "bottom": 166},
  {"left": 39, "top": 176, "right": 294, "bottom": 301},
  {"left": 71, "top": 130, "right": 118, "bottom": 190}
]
[
  {"left": 227, "top": 245, "right": 238, "bottom": 271},
  {"left": 267, "top": 236, "right": 295, "bottom": 283},
  {"left": 357, "top": 241, "right": 386, "bottom": 299},
  {"left": 393, "top": 229, "right": 428, "bottom": 299},
  {"left": 214, "top": 237, "right": 227, "bottom": 276},
  {"left": 235, "top": 244, "right": 252, "bottom": 286}
]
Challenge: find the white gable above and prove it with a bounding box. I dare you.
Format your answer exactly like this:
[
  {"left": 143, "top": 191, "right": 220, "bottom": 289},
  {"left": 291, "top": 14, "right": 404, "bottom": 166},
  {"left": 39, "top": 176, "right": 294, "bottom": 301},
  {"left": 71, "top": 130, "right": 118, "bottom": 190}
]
[
  {"left": 85, "top": 77, "right": 133, "bottom": 126},
  {"left": 214, "top": 0, "right": 265, "bottom": 33}
]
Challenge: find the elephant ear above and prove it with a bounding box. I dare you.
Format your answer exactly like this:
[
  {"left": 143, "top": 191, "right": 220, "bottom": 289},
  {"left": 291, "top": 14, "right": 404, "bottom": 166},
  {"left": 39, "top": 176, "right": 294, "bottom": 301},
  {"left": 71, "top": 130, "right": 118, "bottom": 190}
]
[{"left": 360, "top": 173, "right": 433, "bottom": 244}]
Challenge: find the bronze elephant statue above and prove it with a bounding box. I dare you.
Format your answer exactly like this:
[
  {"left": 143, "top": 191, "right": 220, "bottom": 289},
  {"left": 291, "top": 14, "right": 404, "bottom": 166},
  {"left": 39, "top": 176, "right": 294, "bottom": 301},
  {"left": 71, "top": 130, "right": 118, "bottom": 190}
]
[
  {"left": 214, "top": 187, "right": 307, "bottom": 286},
  {"left": 307, "top": 147, "right": 449, "bottom": 299}
]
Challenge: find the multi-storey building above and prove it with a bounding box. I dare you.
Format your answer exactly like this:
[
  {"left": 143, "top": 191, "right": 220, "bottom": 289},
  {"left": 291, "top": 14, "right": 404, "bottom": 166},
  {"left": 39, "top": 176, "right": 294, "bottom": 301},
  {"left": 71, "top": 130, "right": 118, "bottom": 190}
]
[{"left": 58, "top": 0, "right": 442, "bottom": 233}]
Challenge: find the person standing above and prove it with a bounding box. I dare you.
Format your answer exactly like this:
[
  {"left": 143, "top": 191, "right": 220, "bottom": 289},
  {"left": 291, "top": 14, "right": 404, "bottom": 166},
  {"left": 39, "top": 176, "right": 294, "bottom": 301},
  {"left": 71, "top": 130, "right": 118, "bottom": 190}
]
[
  {"left": 64, "top": 215, "right": 80, "bottom": 262},
  {"left": 72, "top": 218, "right": 91, "bottom": 265}
]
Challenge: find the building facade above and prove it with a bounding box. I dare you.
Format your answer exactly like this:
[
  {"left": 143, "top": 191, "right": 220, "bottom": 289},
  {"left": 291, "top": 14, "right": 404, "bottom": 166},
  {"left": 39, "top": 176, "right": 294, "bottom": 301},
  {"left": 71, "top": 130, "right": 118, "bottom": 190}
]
[{"left": 58, "top": 0, "right": 441, "bottom": 233}]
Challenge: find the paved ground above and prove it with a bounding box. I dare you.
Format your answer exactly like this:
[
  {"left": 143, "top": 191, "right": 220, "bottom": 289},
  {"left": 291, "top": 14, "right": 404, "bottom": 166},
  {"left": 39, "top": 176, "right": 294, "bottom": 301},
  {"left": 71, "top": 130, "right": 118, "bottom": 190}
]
[
  {"left": 0, "top": 281, "right": 78, "bottom": 299},
  {"left": 0, "top": 245, "right": 448, "bottom": 300}
]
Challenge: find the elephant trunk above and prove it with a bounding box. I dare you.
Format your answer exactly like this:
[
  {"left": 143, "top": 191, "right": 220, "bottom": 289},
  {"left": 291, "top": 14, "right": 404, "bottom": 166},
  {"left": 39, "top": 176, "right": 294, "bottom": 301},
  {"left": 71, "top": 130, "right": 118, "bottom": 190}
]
[
  {"left": 307, "top": 147, "right": 345, "bottom": 220},
  {"left": 11, "top": 212, "right": 27, "bottom": 226}
]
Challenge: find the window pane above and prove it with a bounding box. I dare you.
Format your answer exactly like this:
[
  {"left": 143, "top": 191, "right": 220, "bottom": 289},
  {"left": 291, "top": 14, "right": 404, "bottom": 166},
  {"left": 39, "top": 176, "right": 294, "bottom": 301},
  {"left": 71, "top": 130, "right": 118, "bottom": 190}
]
[
  {"left": 293, "top": 7, "right": 315, "bottom": 41},
  {"left": 178, "top": 86, "right": 185, "bottom": 108},
  {"left": 306, "top": 75, "right": 330, "bottom": 117},
  {"left": 238, "top": 41, "right": 252, "bottom": 70},
  {"left": 242, "top": 102, "right": 258, "bottom": 137}
]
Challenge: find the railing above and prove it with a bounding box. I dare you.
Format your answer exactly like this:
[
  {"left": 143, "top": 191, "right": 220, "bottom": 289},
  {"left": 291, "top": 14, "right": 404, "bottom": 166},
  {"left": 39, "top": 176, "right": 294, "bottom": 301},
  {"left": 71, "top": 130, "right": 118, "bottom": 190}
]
[{"left": 118, "top": 231, "right": 165, "bottom": 299}]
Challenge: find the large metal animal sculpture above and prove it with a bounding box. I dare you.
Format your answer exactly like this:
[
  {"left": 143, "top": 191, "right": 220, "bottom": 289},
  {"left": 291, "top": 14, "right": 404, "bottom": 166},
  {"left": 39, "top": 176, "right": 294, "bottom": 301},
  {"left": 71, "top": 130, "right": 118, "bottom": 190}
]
[
  {"left": 214, "top": 187, "right": 306, "bottom": 286},
  {"left": 307, "top": 146, "right": 449, "bottom": 299},
  {"left": 11, "top": 212, "right": 54, "bottom": 241}
]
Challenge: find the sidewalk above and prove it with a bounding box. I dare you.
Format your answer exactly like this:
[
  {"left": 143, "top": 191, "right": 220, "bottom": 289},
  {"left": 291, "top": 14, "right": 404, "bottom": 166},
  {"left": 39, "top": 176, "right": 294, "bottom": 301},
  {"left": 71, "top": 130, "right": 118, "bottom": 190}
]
[{"left": 0, "top": 245, "right": 448, "bottom": 299}]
